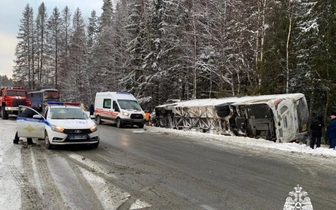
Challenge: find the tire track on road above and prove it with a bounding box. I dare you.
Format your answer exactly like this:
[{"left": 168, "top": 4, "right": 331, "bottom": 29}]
[
  {"left": 8, "top": 163, "right": 43, "bottom": 210},
  {"left": 31, "top": 147, "right": 70, "bottom": 210}
]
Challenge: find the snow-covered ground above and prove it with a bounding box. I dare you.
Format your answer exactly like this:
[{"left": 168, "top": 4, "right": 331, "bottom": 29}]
[
  {"left": 1, "top": 119, "right": 335, "bottom": 210},
  {"left": 144, "top": 125, "right": 336, "bottom": 158}
]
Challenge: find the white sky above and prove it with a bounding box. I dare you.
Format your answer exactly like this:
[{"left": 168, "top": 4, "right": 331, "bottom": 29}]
[
  {"left": 1, "top": 118, "right": 336, "bottom": 209},
  {"left": 0, "top": 0, "right": 118, "bottom": 79}
]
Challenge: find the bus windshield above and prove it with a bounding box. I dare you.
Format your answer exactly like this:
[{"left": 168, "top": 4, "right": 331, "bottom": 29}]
[{"left": 44, "top": 91, "right": 60, "bottom": 100}]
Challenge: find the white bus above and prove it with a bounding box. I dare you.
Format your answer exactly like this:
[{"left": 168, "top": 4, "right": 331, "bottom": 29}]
[{"left": 154, "top": 93, "right": 309, "bottom": 143}]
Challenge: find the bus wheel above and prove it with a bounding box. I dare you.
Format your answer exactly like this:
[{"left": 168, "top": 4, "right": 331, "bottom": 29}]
[{"left": 96, "top": 116, "right": 102, "bottom": 124}]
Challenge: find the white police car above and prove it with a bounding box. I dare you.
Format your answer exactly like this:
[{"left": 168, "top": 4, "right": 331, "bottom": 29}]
[{"left": 17, "top": 102, "right": 99, "bottom": 149}]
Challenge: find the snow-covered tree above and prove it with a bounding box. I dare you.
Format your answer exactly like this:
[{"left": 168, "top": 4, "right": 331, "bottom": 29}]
[
  {"left": 64, "top": 8, "right": 88, "bottom": 103},
  {"left": 58, "top": 6, "right": 72, "bottom": 95},
  {"left": 35, "top": 2, "right": 48, "bottom": 87},
  {"left": 13, "top": 4, "right": 34, "bottom": 89},
  {"left": 47, "top": 7, "right": 62, "bottom": 89},
  {"left": 86, "top": 10, "right": 100, "bottom": 104}
]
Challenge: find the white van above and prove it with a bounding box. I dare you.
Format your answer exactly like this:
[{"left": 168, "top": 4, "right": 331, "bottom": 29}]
[{"left": 94, "top": 91, "right": 145, "bottom": 128}]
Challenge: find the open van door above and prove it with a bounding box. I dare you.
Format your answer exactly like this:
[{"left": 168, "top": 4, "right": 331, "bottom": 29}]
[{"left": 17, "top": 106, "right": 45, "bottom": 139}]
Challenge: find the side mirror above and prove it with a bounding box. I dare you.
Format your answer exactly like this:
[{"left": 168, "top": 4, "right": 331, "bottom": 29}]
[{"left": 33, "top": 114, "right": 43, "bottom": 119}]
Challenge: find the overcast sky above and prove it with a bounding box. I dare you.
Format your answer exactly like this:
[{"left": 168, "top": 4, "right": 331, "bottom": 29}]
[{"left": 0, "top": 0, "right": 117, "bottom": 79}]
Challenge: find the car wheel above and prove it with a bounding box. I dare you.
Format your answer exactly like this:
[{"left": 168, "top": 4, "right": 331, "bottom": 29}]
[
  {"left": 138, "top": 123, "right": 144, "bottom": 128},
  {"left": 96, "top": 115, "right": 102, "bottom": 124},
  {"left": 116, "top": 118, "right": 123, "bottom": 128},
  {"left": 45, "top": 132, "right": 52, "bottom": 149}
]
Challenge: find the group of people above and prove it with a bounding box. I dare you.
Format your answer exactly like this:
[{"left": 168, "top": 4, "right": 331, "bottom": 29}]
[{"left": 310, "top": 112, "right": 336, "bottom": 150}]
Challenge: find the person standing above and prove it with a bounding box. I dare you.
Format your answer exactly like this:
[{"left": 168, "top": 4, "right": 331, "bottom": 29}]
[
  {"left": 89, "top": 104, "right": 94, "bottom": 116},
  {"left": 310, "top": 115, "right": 324, "bottom": 149},
  {"left": 326, "top": 112, "right": 336, "bottom": 149}
]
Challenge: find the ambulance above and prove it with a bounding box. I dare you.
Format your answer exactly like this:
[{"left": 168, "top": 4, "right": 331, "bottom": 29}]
[{"left": 94, "top": 91, "right": 145, "bottom": 128}]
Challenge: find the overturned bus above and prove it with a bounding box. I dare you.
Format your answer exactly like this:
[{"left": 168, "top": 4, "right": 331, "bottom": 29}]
[{"left": 153, "top": 93, "right": 309, "bottom": 143}]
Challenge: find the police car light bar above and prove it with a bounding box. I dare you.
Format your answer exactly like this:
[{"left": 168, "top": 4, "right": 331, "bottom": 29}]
[{"left": 47, "top": 101, "right": 64, "bottom": 105}]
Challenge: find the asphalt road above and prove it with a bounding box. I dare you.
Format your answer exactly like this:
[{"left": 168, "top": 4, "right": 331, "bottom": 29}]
[
  {"left": 93, "top": 124, "right": 336, "bottom": 210},
  {"left": 4, "top": 119, "right": 336, "bottom": 209}
]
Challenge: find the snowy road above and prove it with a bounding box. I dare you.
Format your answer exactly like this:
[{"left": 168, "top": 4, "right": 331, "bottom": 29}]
[{"left": 1, "top": 118, "right": 336, "bottom": 209}]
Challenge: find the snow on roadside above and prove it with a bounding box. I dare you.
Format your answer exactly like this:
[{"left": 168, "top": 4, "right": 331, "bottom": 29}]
[
  {"left": 143, "top": 125, "right": 336, "bottom": 158},
  {"left": 0, "top": 119, "right": 22, "bottom": 210}
]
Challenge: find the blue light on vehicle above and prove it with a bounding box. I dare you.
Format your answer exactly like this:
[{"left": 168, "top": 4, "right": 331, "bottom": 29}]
[{"left": 47, "top": 101, "right": 64, "bottom": 105}]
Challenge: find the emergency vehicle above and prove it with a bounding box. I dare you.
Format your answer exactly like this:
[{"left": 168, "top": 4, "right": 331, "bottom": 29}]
[
  {"left": 16, "top": 102, "right": 99, "bottom": 149},
  {"left": 0, "top": 87, "right": 31, "bottom": 119},
  {"left": 94, "top": 91, "right": 145, "bottom": 128}
]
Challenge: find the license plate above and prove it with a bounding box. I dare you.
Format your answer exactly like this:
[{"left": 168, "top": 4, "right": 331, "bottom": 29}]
[{"left": 68, "top": 135, "right": 87, "bottom": 140}]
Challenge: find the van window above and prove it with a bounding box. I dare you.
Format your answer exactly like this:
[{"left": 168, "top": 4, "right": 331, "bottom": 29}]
[
  {"left": 118, "top": 100, "right": 142, "bottom": 111},
  {"left": 103, "top": 99, "right": 111, "bottom": 109}
]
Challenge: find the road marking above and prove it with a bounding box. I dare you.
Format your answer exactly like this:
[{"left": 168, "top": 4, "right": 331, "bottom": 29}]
[{"left": 200, "top": 204, "right": 217, "bottom": 210}]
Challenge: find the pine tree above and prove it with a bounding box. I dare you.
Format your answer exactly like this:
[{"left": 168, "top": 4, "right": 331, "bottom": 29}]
[
  {"left": 58, "top": 6, "right": 72, "bottom": 95},
  {"left": 35, "top": 2, "right": 48, "bottom": 87},
  {"left": 13, "top": 4, "right": 34, "bottom": 89},
  {"left": 65, "top": 8, "right": 87, "bottom": 103},
  {"left": 47, "top": 7, "right": 62, "bottom": 89},
  {"left": 87, "top": 10, "right": 100, "bottom": 104}
]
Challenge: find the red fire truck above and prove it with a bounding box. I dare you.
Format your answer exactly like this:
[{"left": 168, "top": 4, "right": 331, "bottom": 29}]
[{"left": 0, "top": 87, "right": 32, "bottom": 119}]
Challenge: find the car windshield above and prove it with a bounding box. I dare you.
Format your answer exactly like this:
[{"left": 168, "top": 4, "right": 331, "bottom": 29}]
[
  {"left": 117, "top": 100, "right": 142, "bottom": 111},
  {"left": 50, "top": 107, "right": 88, "bottom": 119}
]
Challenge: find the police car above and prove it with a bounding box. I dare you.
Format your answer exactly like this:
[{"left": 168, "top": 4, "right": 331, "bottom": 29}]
[{"left": 17, "top": 102, "right": 100, "bottom": 149}]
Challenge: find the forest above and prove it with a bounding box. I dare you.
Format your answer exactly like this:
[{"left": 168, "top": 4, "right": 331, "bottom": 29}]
[{"left": 10, "top": 0, "right": 336, "bottom": 126}]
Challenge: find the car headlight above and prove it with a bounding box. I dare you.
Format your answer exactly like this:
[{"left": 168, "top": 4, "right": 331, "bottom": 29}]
[
  {"left": 122, "top": 111, "right": 129, "bottom": 116},
  {"left": 51, "top": 125, "right": 64, "bottom": 133},
  {"left": 90, "top": 125, "right": 98, "bottom": 132}
]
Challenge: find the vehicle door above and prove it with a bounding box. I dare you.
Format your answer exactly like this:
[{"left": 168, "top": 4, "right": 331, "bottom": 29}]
[
  {"left": 112, "top": 100, "right": 120, "bottom": 120},
  {"left": 276, "top": 99, "right": 296, "bottom": 142},
  {"left": 17, "top": 105, "right": 45, "bottom": 139},
  {"left": 100, "top": 98, "right": 111, "bottom": 120}
]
